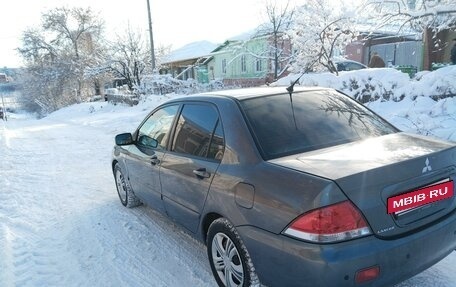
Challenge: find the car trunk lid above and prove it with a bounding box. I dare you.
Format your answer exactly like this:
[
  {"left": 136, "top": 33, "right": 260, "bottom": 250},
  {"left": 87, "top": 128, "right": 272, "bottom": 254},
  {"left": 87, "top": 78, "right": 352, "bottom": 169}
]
[{"left": 269, "top": 133, "right": 456, "bottom": 238}]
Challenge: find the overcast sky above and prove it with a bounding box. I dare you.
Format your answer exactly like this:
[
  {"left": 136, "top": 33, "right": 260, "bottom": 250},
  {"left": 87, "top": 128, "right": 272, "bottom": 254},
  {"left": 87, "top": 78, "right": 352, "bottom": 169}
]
[{"left": 0, "top": 0, "right": 305, "bottom": 68}]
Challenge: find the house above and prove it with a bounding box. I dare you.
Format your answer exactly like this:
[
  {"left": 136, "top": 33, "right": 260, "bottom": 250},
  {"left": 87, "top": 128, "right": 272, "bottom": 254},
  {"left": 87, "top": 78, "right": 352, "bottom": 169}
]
[
  {"left": 206, "top": 38, "right": 269, "bottom": 87},
  {"left": 0, "top": 73, "right": 8, "bottom": 83},
  {"left": 345, "top": 27, "right": 456, "bottom": 72},
  {"left": 206, "top": 32, "right": 292, "bottom": 87},
  {"left": 161, "top": 30, "right": 292, "bottom": 88},
  {"left": 160, "top": 41, "right": 218, "bottom": 84},
  {"left": 207, "top": 38, "right": 268, "bottom": 87}
]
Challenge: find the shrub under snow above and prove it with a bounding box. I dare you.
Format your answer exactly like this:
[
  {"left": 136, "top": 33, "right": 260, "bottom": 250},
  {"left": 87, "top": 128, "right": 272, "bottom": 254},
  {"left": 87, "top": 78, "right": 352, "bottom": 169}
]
[{"left": 275, "top": 66, "right": 456, "bottom": 103}]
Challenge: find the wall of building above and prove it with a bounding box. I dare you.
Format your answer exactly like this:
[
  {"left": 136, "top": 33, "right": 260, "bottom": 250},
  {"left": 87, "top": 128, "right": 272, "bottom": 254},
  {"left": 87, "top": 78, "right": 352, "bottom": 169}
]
[
  {"left": 211, "top": 39, "right": 268, "bottom": 78},
  {"left": 367, "top": 41, "right": 422, "bottom": 69},
  {"left": 208, "top": 35, "right": 292, "bottom": 87},
  {"left": 345, "top": 42, "right": 365, "bottom": 64}
]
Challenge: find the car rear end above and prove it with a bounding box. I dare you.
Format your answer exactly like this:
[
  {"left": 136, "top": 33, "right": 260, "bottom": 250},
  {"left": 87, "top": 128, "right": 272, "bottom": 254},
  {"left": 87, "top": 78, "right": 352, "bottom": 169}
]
[
  {"left": 234, "top": 87, "right": 456, "bottom": 286},
  {"left": 238, "top": 208, "right": 456, "bottom": 286},
  {"left": 286, "top": 132, "right": 456, "bottom": 239},
  {"left": 260, "top": 133, "right": 456, "bottom": 286}
]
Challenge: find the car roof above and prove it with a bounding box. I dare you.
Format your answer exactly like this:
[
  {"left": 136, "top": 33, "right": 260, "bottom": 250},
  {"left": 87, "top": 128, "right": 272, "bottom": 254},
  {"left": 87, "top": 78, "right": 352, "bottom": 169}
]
[
  {"left": 335, "top": 59, "right": 367, "bottom": 66},
  {"left": 199, "top": 86, "right": 333, "bottom": 101}
]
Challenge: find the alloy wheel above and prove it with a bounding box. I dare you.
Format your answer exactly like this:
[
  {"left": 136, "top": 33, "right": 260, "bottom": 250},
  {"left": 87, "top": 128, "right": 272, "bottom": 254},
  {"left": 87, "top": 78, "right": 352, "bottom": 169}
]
[
  {"left": 211, "top": 233, "right": 244, "bottom": 287},
  {"left": 115, "top": 169, "right": 127, "bottom": 203}
]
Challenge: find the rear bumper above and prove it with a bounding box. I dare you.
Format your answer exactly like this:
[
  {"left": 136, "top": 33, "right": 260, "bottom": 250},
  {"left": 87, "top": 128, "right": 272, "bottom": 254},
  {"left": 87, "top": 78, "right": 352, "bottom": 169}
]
[{"left": 237, "top": 212, "right": 456, "bottom": 287}]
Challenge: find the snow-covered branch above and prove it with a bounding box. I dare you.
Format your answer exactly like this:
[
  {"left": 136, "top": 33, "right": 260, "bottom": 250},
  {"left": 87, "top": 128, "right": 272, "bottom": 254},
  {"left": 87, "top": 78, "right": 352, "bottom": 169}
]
[{"left": 291, "top": 0, "right": 359, "bottom": 74}]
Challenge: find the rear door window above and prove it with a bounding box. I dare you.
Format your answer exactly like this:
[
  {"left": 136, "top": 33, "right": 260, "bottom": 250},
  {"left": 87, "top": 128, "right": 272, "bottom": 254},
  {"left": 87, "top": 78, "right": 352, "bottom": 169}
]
[{"left": 171, "top": 103, "right": 225, "bottom": 161}]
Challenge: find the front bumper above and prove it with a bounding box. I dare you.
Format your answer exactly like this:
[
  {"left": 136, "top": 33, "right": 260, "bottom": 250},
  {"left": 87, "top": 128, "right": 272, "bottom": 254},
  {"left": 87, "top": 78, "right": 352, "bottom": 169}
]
[{"left": 237, "top": 212, "right": 456, "bottom": 287}]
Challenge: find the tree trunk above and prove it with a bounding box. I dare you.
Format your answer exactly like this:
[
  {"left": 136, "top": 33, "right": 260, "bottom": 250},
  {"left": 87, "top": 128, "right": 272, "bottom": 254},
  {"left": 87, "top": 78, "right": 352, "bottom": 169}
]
[{"left": 274, "top": 33, "right": 279, "bottom": 80}]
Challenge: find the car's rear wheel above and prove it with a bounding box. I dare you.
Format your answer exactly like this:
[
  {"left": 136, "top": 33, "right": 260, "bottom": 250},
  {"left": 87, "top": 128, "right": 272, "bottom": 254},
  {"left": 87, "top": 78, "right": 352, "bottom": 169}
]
[
  {"left": 207, "top": 218, "right": 259, "bottom": 287},
  {"left": 114, "top": 163, "right": 141, "bottom": 208}
]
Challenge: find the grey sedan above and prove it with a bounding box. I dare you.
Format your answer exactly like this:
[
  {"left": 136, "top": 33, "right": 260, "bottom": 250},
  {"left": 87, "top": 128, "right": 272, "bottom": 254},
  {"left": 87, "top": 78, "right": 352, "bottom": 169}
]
[{"left": 112, "top": 87, "right": 456, "bottom": 287}]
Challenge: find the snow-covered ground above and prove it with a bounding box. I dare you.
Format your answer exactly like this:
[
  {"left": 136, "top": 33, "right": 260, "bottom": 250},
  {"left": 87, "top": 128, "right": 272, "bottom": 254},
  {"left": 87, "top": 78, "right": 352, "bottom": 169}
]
[
  {"left": 0, "top": 97, "right": 216, "bottom": 287},
  {"left": 0, "top": 86, "right": 455, "bottom": 286}
]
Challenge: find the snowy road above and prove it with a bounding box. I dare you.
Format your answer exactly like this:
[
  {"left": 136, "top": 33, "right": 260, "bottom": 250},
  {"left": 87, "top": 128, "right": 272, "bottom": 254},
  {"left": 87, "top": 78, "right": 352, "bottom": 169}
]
[
  {"left": 0, "top": 100, "right": 455, "bottom": 286},
  {"left": 0, "top": 102, "right": 216, "bottom": 287}
]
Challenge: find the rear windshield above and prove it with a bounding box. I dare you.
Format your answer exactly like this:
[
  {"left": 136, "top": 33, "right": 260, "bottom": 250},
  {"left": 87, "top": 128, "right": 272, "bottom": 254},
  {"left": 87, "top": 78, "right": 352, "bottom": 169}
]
[{"left": 240, "top": 90, "right": 397, "bottom": 160}]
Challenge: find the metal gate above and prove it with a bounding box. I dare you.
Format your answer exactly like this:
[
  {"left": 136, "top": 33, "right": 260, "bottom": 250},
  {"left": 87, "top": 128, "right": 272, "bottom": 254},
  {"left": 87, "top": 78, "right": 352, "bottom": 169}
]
[{"left": 365, "top": 41, "right": 423, "bottom": 70}]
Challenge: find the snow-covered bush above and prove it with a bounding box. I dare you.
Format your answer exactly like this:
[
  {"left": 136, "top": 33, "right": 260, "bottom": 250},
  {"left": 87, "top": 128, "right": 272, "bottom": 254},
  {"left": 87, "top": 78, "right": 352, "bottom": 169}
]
[
  {"left": 275, "top": 66, "right": 456, "bottom": 103},
  {"left": 338, "top": 69, "right": 410, "bottom": 102},
  {"left": 397, "top": 66, "right": 456, "bottom": 100},
  {"left": 138, "top": 74, "right": 224, "bottom": 96},
  {"left": 275, "top": 68, "right": 411, "bottom": 102}
]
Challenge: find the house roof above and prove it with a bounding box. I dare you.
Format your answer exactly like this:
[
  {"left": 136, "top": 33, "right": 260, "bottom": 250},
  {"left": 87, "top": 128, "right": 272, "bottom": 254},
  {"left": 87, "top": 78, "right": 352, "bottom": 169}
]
[
  {"left": 356, "top": 23, "right": 422, "bottom": 41},
  {"left": 227, "top": 29, "right": 257, "bottom": 41},
  {"left": 162, "top": 22, "right": 286, "bottom": 65},
  {"left": 162, "top": 41, "right": 218, "bottom": 64}
]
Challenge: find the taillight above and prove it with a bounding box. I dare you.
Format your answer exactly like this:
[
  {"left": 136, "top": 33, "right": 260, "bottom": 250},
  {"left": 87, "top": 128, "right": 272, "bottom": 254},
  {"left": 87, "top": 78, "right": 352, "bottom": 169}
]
[{"left": 283, "top": 200, "right": 372, "bottom": 243}]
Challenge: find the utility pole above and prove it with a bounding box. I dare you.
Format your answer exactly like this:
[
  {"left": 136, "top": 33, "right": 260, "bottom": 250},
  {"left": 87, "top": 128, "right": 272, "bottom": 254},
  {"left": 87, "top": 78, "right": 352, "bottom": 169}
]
[
  {"left": 146, "top": 0, "right": 156, "bottom": 71},
  {"left": 1, "top": 93, "right": 6, "bottom": 121}
]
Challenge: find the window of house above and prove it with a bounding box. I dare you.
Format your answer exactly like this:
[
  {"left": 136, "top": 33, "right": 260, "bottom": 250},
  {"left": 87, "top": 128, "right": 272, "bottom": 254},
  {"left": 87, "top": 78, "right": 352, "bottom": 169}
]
[
  {"left": 222, "top": 59, "right": 227, "bottom": 74},
  {"left": 255, "top": 58, "right": 262, "bottom": 72},
  {"left": 272, "top": 57, "right": 283, "bottom": 74},
  {"left": 241, "top": 55, "right": 247, "bottom": 73},
  {"left": 172, "top": 104, "right": 225, "bottom": 161}
]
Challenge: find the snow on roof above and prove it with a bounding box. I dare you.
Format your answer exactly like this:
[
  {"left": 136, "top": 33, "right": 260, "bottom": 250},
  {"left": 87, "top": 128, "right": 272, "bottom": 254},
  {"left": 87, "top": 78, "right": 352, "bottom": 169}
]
[
  {"left": 162, "top": 41, "right": 218, "bottom": 64},
  {"left": 227, "top": 29, "right": 257, "bottom": 41},
  {"left": 161, "top": 24, "right": 280, "bottom": 64},
  {"left": 355, "top": 22, "right": 422, "bottom": 40},
  {"left": 227, "top": 24, "right": 279, "bottom": 42}
]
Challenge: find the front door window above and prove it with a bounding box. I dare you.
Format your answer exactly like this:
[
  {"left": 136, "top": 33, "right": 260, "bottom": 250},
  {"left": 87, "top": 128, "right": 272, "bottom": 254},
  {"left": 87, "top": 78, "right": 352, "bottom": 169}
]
[{"left": 137, "top": 105, "right": 179, "bottom": 150}]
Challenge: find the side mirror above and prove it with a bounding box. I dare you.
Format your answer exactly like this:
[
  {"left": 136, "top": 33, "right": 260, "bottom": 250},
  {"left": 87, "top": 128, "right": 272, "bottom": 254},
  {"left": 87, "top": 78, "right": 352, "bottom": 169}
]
[{"left": 115, "top": 133, "right": 134, "bottom": 146}]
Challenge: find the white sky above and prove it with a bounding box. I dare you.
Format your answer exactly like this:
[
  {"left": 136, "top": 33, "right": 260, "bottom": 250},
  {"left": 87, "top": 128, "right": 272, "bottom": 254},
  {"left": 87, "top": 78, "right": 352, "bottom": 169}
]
[{"left": 0, "top": 0, "right": 305, "bottom": 68}]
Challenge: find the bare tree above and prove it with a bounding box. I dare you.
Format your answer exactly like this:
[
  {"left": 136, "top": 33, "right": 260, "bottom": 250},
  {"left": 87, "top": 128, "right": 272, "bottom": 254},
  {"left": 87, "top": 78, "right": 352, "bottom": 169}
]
[
  {"left": 290, "top": 0, "right": 358, "bottom": 74},
  {"left": 226, "top": 1, "right": 295, "bottom": 82},
  {"left": 18, "top": 6, "right": 105, "bottom": 114},
  {"left": 19, "top": 29, "right": 58, "bottom": 65},
  {"left": 42, "top": 7, "right": 104, "bottom": 97},
  {"left": 154, "top": 44, "right": 172, "bottom": 70},
  {"left": 106, "top": 26, "right": 150, "bottom": 91},
  {"left": 258, "top": 0, "right": 295, "bottom": 80},
  {"left": 363, "top": 0, "right": 456, "bottom": 30},
  {"left": 42, "top": 7, "right": 103, "bottom": 59}
]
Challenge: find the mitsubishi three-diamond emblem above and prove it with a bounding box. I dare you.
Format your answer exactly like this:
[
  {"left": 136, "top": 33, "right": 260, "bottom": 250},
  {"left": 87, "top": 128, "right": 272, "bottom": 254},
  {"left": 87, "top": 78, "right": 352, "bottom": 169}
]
[{"left": 422, "top": 158, "right": 432, "bottom": 173}]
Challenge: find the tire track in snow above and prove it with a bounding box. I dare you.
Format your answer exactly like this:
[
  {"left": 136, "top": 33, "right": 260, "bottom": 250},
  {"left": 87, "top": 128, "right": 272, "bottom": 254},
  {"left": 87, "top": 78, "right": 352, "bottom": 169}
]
[
  {"left": 46, "top": 112, "right": 216, "bottom": 286},
  {"left": 0, "top": 224, "right": 15, "bottom": 286},
  {"left": 0, "top": 122, "right": 22, "bottom": 287},
  {"left": 0, "top": 116, "right": 212, "bottom": 287},
  {"left": 0, "top": 120, "right": 84, "bottom": 286}
]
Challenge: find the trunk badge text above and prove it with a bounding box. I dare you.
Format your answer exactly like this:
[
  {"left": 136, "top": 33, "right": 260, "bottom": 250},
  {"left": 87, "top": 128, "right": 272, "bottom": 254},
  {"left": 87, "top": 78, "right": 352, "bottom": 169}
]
[{"left": 377, "top": 226, "right": 395, "bottom": 234}]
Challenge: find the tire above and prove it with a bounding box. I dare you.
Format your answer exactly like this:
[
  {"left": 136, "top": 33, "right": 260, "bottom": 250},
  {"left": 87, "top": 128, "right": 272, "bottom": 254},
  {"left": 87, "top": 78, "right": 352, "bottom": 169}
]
[
  {"left": 113, "top": 163, "right": 141, "bottom": 208},
  {"left": 207, "top": 218, "right": 260, "bottom": 287}
]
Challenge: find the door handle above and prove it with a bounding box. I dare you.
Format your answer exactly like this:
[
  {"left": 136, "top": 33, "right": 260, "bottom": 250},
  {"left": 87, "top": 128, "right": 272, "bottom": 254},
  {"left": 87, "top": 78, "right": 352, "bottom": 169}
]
[
  {"left": 150, "top": 155, "right": 160, "bottom": 165},
  {"left": 193, "top": 168, "right": 211, "bottom": 179}
]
